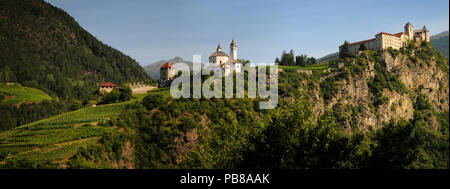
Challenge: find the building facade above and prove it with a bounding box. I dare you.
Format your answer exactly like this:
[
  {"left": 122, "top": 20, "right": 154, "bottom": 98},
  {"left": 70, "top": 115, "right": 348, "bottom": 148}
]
[
  {"left": 99, "top": 82, "right": 118, "bottom": 93},
  {"left": 340, "top": 22, "right": 430, "bottom": 55},
  {"left": 159, "top": 62, "right": 175, "bottom": 88}
]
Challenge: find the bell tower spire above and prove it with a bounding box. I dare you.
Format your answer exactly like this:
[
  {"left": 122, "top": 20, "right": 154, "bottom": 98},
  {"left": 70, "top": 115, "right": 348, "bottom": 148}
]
[
  {"left": 217, "top": 42, "right": 222, "bottom": 52},
  {"left": 230, "top": 38, "right": 237, "bottom": 60}
]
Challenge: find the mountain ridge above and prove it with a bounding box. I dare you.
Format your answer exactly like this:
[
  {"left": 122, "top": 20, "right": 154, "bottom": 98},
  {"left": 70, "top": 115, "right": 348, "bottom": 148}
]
[
  {"left": 143, "top": 56, "right": 194, "bottom": 80},
  {"left": 0, "top": 0, "right": 150, "bottom": 100}
]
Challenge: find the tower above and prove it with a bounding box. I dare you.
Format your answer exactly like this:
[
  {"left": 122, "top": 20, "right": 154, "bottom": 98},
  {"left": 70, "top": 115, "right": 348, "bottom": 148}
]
[
  {"left": 230, "top": 39, "right": 237, "bottom": 60},
  {"left": 423, "top": 25, "right": 430, "bottom": 42},
  {"left": 404, "top": 22, "right": 414, "bottom": 40},
  {"left": 217, "top": 43, "right": 222, "bottom": 52}
]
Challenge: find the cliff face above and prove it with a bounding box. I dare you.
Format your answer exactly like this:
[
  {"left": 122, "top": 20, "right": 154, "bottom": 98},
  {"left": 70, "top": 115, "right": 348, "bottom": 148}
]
[{"left": 311, "top": 43, "right": 449, "bottom": 131}]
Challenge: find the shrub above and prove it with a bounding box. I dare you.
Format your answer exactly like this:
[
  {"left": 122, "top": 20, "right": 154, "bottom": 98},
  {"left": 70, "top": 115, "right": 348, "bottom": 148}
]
[
  {"left": 320, "top": 76, "right": 337, "bottom": 101},
  {"left": 142, "top": 94, "right": 165, "bottom": 110}
]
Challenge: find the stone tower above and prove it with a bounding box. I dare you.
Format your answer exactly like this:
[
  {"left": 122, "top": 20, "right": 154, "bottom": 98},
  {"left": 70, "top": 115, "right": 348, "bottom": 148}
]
[
  {"left": 230, "top": 39, "right": 237, "bottom": 60},
  {"left": 423, "top": 25, "right": 430, "bottom": 42},
  {"left": 159, "top": 62, "right": 174, "bottom": 88},
  {"left": 404, "top": 22, "right": 414, "bottom": 40}
]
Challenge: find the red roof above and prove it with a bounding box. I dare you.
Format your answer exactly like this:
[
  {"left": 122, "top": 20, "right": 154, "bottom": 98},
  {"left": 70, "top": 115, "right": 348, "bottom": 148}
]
[
  {"left": 376, "top": 32, "right": 404, "bottom": 37},
  {"left": 100, "top": 82, "right": 118, "bottom": 87},
  {"left": 393, "top": 32, "right": 404, "bottom": 36},
  {"left": 345, "top": 31, "right": 405, "bottom": 46},
  {"left": 347, "top": 38, "right": 375, "bottom": 46},
  {"left": 160, "top": 62, "right": 173, "bottom": 69}
]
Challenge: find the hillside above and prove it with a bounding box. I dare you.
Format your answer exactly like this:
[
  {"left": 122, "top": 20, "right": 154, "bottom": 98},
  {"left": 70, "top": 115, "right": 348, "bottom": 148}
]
[
  {"left": 0, "top": 83, "right": 52, "bottom": 105},
  {"left": 143, "top": 57, "right": 194, "bottom": 80},
  {"left": 0, "top": 0, "right": 150, "bottom": 100},
  {"left": 430, "top": 31, "right": 449, "bottom": 58},
  {"left": 1, "top": 41, "right": 447, "bottom": 169},
  {"left": 0, "top": 88, "right": 169, "bottom": 168}
]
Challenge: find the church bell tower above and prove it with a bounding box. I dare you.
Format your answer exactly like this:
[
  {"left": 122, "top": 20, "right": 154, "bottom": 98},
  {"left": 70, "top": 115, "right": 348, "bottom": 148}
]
[{"left": 230, "top": 39, "right": 237, "bottom": 60}]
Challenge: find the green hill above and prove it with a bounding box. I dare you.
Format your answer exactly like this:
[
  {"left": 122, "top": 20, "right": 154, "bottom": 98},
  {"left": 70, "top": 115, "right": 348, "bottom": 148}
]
[
  {"left": 0, "top": 0, "right": 150, "bottom": 100},
  {"left": 0, "top": 83, "right": 52, "bottom": 105},
  {"left": 430, "top": 31, "right": 449, "bottom": 58},
  {"left": 0, "top": 88, "right": 167, "bottom": 168}
]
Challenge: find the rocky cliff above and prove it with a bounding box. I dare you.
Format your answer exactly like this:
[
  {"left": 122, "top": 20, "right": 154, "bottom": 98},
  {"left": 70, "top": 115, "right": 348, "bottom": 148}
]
[{"left": 309, "top": 42, "right": 448, "bottom": 132}]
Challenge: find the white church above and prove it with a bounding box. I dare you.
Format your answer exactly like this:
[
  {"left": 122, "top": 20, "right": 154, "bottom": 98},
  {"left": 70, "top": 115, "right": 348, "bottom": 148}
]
[{"left": 208, "top": 39, "right": 242, "bottom": 76}]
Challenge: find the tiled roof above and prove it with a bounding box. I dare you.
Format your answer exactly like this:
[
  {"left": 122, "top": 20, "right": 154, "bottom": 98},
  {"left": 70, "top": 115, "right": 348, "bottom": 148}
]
[
  {"left": 347, "top": 38, "right": 375, "bottom": 46},
  {"left": 160, "top": 62, "right": 173, "bottom": 69},
  {"left": 210, "top": 51, "right": 229, "bottom": 57},
  {"left": 346, "top": 31, "right": 405, "bottom": 46},
  {"left": 376, "top": 32, "right": 404, "bottom": 37},
  {"left": 100, "top": 82, "right": 118, "bottom": 87}
]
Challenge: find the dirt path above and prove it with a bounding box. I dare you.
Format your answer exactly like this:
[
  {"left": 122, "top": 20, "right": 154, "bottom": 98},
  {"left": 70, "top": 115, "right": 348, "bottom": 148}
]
[{"left": 132, "top": 86, "right": 157, "bottom": 94}]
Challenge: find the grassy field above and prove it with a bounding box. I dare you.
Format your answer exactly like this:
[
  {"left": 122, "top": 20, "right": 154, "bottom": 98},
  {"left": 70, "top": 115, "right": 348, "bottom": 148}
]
[
  {"left": 0, "top": 83, "right": 52, "bottom": 105},
  {"left": 0, "top": 88, "right": 169, "bottom": 166},
  {"left": 277, "top": 61, "right": 331, "bottom": 70}
]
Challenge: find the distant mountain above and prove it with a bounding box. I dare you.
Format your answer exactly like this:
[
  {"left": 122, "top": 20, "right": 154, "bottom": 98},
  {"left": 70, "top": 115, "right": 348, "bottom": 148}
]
[
  {"left": 430, "top": 31, "right": 449, "bottom": 58},
  {"left": 317, "top": 52, "right": 339, "bottom": 63},
  {"left": 144, "top": 57, "right": 194, "bottom": 80},
  {"left": 0, "top": 0, "right": 149, "bottom": 100}
]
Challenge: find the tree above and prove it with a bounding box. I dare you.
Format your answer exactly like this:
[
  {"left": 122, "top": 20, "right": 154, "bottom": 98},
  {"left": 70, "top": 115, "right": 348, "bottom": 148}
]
[
  {"left": 275, "top": 57, "right": 280, "bottom": 64},
  {"left": 241, "top": 89, "right": 362, "bottom": 169},
  {"left": 359, "top": 44, "right": 367, "bottom": 51},
  {"left": 295, "top": 54, "right": 307, "bottom": 66},
  {"left": 70, "top": 100, "right": 82, "bottom": 111},
  {"left": 142, "top": 94, "right": 164, "bottom": 110},
  {"left": 118, "top": 85, "right": 132, "bottom": 102},
  {"left": 100, "top": 88, "right": 121, "bottom": 104},
  {"left": 306, "top": 57, "right": 317, "bottom": 65},
  {"left": 368, "top": 119, "right": 421, "bottom": 169},
  {"left": 280, "top": 50, "right": 295, "bottom": 66},
  {"left": 339, "top": 41, "right": 353, "bottom": 59}
]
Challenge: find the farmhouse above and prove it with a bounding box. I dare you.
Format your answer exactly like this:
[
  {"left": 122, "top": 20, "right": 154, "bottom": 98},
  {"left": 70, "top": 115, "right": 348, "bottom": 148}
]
[{"left": 99, "top": 82, "right": 118, "bottom": 93}]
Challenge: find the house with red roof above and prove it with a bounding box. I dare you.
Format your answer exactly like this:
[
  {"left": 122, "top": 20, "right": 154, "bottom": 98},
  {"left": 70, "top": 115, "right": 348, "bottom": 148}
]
[
  {"left": 99, "top": 82, "right": 118, "bottom": 93},
  {"left": 339, "top": 22, "right": 430, "bottom": 55}
]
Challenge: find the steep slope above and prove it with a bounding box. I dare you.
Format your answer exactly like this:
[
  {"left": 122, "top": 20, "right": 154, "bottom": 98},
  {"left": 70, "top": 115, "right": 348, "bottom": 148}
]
[
  {"left": 0, "top": 83, "right": 52, "bottom": 105},
  {"left": 0, "top": 0, "right": 149, "bottom": 100},
  {"left": 308, "top": 43, "right": 449, "bottom": 131},
  {"left": 430, "top": 31, "right": 449, "bottom": 58},
  {"left": 143, "top": 56, "right": 193, "bottom": 80}
]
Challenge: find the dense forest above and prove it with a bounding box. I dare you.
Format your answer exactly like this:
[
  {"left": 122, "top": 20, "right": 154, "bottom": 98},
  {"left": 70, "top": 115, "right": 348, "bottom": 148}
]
[
  {"left": 0, "top": 0, "right": 149, "bottom": 99},
  {"left": 0, "top": 0, "right": 150, "bottom": 130}
]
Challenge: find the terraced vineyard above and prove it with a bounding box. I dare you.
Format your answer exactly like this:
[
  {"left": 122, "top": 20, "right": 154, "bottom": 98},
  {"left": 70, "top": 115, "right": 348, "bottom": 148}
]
[
  {"left": 0, "top": 88, "right": 167, "bottom": 166},
  {"left": 0, "top": 83, "right": 52, "bottom": 105}
]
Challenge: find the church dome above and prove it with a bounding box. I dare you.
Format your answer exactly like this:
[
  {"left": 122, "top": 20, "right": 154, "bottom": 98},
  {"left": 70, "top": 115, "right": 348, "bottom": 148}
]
[{"left": 210, "top": 51, "right": 228, "bottom": 57}]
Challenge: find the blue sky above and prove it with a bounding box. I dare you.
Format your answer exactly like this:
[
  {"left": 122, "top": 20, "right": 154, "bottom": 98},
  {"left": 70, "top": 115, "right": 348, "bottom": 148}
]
[{"left": 47, "top": 0, "right": 449, "bottom": 66}]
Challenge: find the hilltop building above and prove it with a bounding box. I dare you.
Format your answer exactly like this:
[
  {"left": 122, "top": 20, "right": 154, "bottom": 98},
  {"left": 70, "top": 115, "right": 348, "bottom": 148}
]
[
  {"left": 209, "top": 39, "right": 242, "bottom": 76},
  {"left": 99, "top": 82, "right": 118, "bottom": 93},
  {"left": 159, "top": 62, "right": 175, "bottom": 88},
  {"left": 340, "top": 22, "right": 430, "bottom": 55}
]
